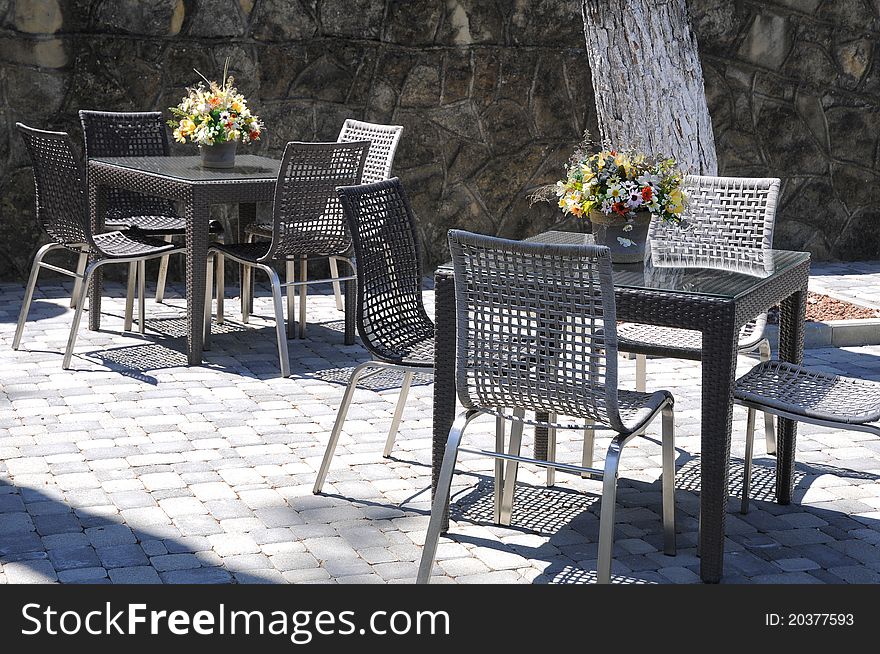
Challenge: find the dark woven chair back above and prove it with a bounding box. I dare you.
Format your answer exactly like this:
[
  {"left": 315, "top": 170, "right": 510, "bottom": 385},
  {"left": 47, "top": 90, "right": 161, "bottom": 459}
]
[
  {"left": 448, "top": 230, "right": 627, "bottom": 432},
  {"left": 17, "top": 123, "right": 90, "bottom": 249},
  {"left": 79, "top": 111, "right": 177, "bottom": 224},
  {"left": 649, "top": 175, "right": 780, "bottom": 260},
  {"left": 336, "top": 179, "right": 434, "bottom": 364},
  {"left": 263, "top": 141, "right": 369, "bottom": 261},
  {"left": 337, "top": 119, "right": 403, "bottom": 185}
]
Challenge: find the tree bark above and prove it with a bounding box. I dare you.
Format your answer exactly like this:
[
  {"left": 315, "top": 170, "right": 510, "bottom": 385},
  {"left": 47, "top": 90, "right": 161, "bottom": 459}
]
[{"left": 581, "top": 0, "right": 718, "bottom": 175}]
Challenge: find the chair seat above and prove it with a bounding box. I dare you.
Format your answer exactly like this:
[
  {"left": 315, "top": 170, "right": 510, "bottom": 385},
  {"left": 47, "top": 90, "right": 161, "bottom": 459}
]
[
  {"left": 618, "top": 389, "right": 674, "bottom": 433},
  {"left": 370, "top": 334, "right": 434, "bottom": 368},
  {"left": 618, "top": 316, "right": 766, "bottom": 357},
  {"left": 93, "top": 231, "right": 181, "bottom": 259},
  {"left": 106, "top": 213, "right": 223, "bottom": 235},
  {"left": 245, "top": 223, "right": 272, "bottom": 237},
  {"left": 211, "top": 241, "right": 272, "bottom": 263},
  {"left": 735, "top": 361, "right": 880, "bottom": 425},
  {"left": 213, "top": 235, "right": 350, "bottom": 262}
]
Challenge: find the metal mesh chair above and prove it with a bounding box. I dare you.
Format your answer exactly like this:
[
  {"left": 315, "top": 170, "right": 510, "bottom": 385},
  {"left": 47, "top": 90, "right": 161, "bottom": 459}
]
[
  {"left": 313, "top": 178, "right": 433, "bottom": 493},
  {"left": 14, "top": 123, "right": 184, "bottom": 369},
  {"left": 205, "top": 140, "right": 369, "bottom": 376},
  {"left": 735, "top": 361, "right": 880, "bottom": 514},
  {"left": 618, "top": 175, "right": 781, "bottom": 455},
  {"left": 79, "top": 110, "right": 223, "bottom": 306},
  {"left": 417, "top": 230, "right": 677, "bottom": 584},
  {"left": 240, "top": 119, "right": 404, "bottom": 324}
]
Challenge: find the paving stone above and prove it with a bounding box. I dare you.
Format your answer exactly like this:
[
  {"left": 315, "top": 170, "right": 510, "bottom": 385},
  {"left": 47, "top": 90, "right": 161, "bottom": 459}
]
[
  {"left": 96, "top": 544, "right": 149, "bottom": 568},
  {"left": 108, "top": 566, "right": 162, "bottom": 584},
  {"left": 4, "top": 560, "right": 58, "bottom": 583},
  {"left": 57, "top": 567, "right": 108, "bottom": 582},
  {"left": 48, "top": 546, "right": 101, "bottom": 570},
  {"left": 160, "top": 567, "right": 233, "bottom": 584}
]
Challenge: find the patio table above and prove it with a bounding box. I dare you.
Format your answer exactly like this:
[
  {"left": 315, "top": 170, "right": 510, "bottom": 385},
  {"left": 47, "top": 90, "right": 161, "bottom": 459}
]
[
  {"left": 432, "top": 230, "right": 811, "bottom": 583},
  {"left": 86, "top": 155, "right": 281, "bottom": 365}
]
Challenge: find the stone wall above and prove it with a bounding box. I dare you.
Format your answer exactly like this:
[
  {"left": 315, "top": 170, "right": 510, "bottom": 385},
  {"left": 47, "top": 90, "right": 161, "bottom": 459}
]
[{"left": 0, "top": 0, "right": 877, "bottom": 281}]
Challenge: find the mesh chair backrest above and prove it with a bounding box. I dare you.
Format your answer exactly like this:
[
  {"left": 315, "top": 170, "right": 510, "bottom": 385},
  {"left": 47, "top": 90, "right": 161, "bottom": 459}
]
[
  {"left": 17, "top": 123, "right": 91, "bottom": 248},
  {"left": 263, "top": 141, "right": 369, "bottom": 260},
  {"left": 337, "top": 119, "right": 403, "bottom": 185},
  {"left": 448, "top": 230, "right": 625, "bottom": 431},
  {"left": 649, "top": 175, "right": 781, "bottom": 256},
  {"left": 79, "top": 111, "right": 177, "bottom": 223},
  {"left": 337, "top": 178, "right": 434, "bottom": 362}
]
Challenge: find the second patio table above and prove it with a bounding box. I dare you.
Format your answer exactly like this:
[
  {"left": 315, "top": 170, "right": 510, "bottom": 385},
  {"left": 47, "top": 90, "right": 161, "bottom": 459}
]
[
  {"left": 87, "top": 154, "right": 282, "bottom": 365},
  {"left": 432, "top": 230, "right": 811, "bottom": 583}
]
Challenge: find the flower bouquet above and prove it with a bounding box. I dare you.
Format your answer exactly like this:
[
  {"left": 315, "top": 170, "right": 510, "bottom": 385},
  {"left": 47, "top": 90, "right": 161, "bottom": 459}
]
[
  {"left": 551, "top": 139, "right": 687, "bottom": 262},
  {"left": 168, "top": 59, "right": 263, "bottom": 168}
]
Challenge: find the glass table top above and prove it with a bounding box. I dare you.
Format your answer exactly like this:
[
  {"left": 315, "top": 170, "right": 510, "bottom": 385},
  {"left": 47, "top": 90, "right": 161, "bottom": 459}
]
[
  {"left": 91, "top": 155, "right": 281, "bottom": 182},
  {"left": 438, "top": 230, "right": 810, "bottom": 300}
]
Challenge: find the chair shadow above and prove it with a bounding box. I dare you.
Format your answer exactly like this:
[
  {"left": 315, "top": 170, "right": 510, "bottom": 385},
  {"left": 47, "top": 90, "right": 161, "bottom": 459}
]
[{"left": 437, "top": 448, "right": 880, "bottom": 584}]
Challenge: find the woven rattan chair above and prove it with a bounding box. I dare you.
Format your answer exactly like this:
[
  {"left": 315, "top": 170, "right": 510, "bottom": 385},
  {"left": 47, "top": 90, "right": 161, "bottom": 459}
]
[
  {"left": 204, "top": 140, "right": 369, "bottom": 376},
  {"left": 238, "top": 119, "right": 403, "bottom": 330},
  {"left": 416, "top": 230, "right": 677, "bottom": 584},
  {"left": 313, "top": 178, "right": 434, "bottom": 494},
  {"left": 14, "top": 123, "right": 184, "bottom": 368},
  {"left": 617, "top": 175, "right": 781, "bottom": 456},
  {"left": 79, "top": 111, "right": 223, "bottom": 311},
  {"left": 736, "top": 361, "right": 880, "bottom": 514}
]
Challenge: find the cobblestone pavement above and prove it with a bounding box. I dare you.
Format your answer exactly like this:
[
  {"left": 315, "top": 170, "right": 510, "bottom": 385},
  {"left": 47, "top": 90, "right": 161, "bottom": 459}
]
[
  {"left": 810, "top": 261, "right": 880, "bottom": 310},
  {"left": 1, "top": 275, "right": 880, "bottom": 585}
]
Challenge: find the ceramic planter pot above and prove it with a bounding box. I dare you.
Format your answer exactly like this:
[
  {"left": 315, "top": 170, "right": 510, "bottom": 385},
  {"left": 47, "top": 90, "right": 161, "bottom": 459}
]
[
  {"left": 589, "top": 209, "right": 652, "bottom": 263},
  {"left": 199, "top": 141, "right": 237, "bottom": 169}
]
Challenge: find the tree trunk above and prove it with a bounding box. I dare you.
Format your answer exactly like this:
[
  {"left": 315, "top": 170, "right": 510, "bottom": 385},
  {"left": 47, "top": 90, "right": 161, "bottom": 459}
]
[{"left": 581, "top": 0, "right": 718, "bottom": 175}]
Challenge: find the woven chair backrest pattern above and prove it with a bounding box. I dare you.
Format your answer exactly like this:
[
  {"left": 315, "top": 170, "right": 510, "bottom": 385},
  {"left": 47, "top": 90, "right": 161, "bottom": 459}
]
[
  {"left": 649, "top": 175, "right": 781, "bottom": 259},
  {"left": 337, "top": 119, "right": 403, "bottom": 185},
  {"left": 336, "top": 178, "right": 434, "bottom": 362},
  {"left": 17, "top": 123, "right": 91, "bottom": 249},
  {"left": 448, "top": 230, "right": 626, "bottom": 431},
  {"left": 79, "top": 111, "right": 177, "bottom": 223},
  {"left": 263, "top": 141, "right": 369, "bottom": 260}
]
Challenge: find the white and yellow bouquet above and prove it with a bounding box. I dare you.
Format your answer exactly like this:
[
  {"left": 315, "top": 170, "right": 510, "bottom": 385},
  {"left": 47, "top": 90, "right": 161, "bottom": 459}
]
[
  {"left": 168, "top": 61, "right": 263, "bottom": 146},
  {"left": 556, "top": 146, "right": 687, "bottom": 225}
]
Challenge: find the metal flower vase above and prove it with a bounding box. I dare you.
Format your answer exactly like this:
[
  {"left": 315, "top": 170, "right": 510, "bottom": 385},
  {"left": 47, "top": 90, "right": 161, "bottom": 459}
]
[
  {"left": 589, "top": 209, "right": 652, "bottom": 263},
  {"left": 200, "top": 141, "right": 237, "bottom": 169}
]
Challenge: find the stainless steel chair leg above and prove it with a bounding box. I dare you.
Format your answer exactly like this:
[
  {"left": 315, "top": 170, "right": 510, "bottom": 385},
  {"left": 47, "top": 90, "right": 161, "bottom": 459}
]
[
  {"left": 499, "top": 407, "right": 525, "bottom": 526},
  {"left": 383, "top": 370, "right": 413, "bottom": 457},
  {"left": 329, "top": 256, "right": 344, "bottom": 311},
  {"left": 661, "top": 405, "right": 676, "bottom": 555},
  {"left": 70, "top": 247, "right": 88, "bottom": 309},
  {"left": 313, "top": 361, "right": 378, "bottom": 493},
  {"left": 597, "top": 439, "right": 622, "bottom": 584},
  {"left": 265, "top": 265, "right": 291, "bottom": 377},
  {"left": 204, "top": 254, "right": 213, "bottom": 349},
  {"left": 14, "top": 243, "right": 60, "bottom": 350},
  {"left": 417, "top": 410, "right": 476, "bottom": 584},
  {"left": 581, "top": 418, "right": 595, "bottom": 479},
  {"left": 494, "top": 414, "right": 505, "bottom": 524},
  {"left": 298, "top": 255, "right": 307, "bottom": 339},
  {"left": 546, "top": 412, "right": 557, "bottom": 487},
  {"left": 216, "top": 253, "right": 225, "bottom": 325},
  {"left": 636, "top": 354, "right": 646, "bottom": 392},
  {"left": 155, "top": 235, "right": 172, "bottom": 303},
  {"left": 758, "top": 339, "right": 776, "bottom": 455},
  {"left": 741, "top": 406, "right": 756, "bottom": 515},
  {"left": 123, "top": 261, "right": 136, "bottom": 332},
  {"left": 63, "top": 260, "right": 101, "bottom": 370},
  {"left": 137, "top": 259, "right": 146, "bottom": 335},
  {"left": 286, "top": 260, "right": 296, "bottom": 339}
]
